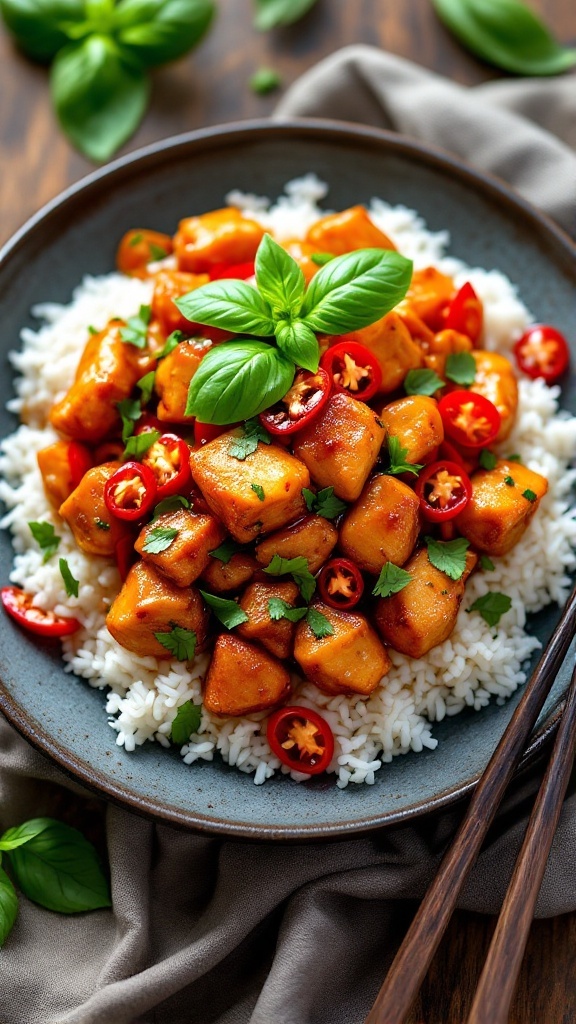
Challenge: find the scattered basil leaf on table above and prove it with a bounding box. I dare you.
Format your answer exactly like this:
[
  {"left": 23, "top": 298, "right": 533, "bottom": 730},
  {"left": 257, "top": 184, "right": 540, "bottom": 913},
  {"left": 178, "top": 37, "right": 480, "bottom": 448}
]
[
  {"left": 253, "top": 0, "right": 318, "bottom": 30},
  {"left": 302, "top": 486, "right": 347, "bottom": 520},
  {"left": 445, "top": 351, "right": 476, "bottom": 386},
  {"left": 170, "top": 699, "right": 202, "bottom": 745},
  {"left": 0, "top": 817, "right": 58, "bottom": 852},
  {"left": 59, "top": 557, "right": 79, "bottom": 598},
  {"left": 28, "top": 521, "right": 61, "bottom": 562},
  {"left": 209, "top": 539, "right": 243, "bottom": 564},
  {"left": 228, "top": 419, "right": 272, "bottom": 460},
  {"left": 112, "top": 0, "right": 214, "bottom": 67},
  {"left": 432, "top": 0, "right": 576, "bottom": 76},
  {"left": 250, "top": 66, "right": 282, "bottom": 94},
  {"left": 373, "top": 563, "right": 413, "bottom": 599},
  {"left": 186, "top": 341, "right": 295, "bottom": 425},
  {"left": 0, "top": 0, "right": 85, "bottom": 62},
  {"left": 154, "top": 625, "right": 197, "bottom": 661},
  {"left": 199, "top": 591, "right": 249, "bottom": 630},
  {"left": 0, "top": 866, "right": 18, "bottom": 948},
  {"left": 142, "top": 526, "right": 179, "bottom": 554},
  {"left": 468, "top": 592, "right": 512, "bottom": 627},
  {"left": 404, "top": 368, "right": 444, "bottom": 397},
  {"left": 425, "top": 536, "right": 470, "bottom": 581}
]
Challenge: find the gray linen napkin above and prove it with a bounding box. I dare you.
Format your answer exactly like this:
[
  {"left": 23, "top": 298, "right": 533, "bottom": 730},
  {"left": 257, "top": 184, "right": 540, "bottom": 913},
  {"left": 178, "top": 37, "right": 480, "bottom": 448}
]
[{"left": 1, "top": 45, "right": 576, "bottom": 1024}]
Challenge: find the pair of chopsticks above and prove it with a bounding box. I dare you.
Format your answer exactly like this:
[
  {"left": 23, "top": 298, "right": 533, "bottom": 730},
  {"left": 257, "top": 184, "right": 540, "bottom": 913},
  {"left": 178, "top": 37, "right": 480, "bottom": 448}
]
[{"left": 366, "top": 583, "right": 576, "bottom": 1024}]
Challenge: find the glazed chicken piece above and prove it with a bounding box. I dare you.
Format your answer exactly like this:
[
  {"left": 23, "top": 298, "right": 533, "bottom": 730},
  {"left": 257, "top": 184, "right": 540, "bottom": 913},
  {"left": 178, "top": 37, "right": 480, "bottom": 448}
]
[
  {"left": 292, "top": 393, "right": 386, "bottom": 502},
  {"left": 116, "top": 229, "right": 173, "bottom": 278},
  {"left": 37, "top": 440, "right": 91, "bottom": 509},
  {"left": 174, "top": 208, "right": 265, "bottom": 273},
  {"left": 379, "top": 395, "right": 444, "bottom": 466},
  {"left": 456, "top": 460, "right": 548, "bottom": 556},
  {"left": 374, "top": 547, "right": 478, "bottom": 658},
  {"left": 405, "top": 267, "right": 455, "bottom": 330},
  {"left": 200, "top": 551, "right": 258, "bottom": 593},
  {"left": 237, "top": 580, "right": 300, "bottom": 659},
  {"left": 50, "top": 320, "right": 156, "bottom": 443},
  {"left": 135, "top": 508, "right": 226, "bottom": 587},
  {"left": 422, "top": 328, "right": 473, "bottom": 377},
  {"left": 155, "top": 337, "right": 215, "bottom": 422},
  {"left": 281, "top": 239, "right": 321, "bottom": 285},
  {"left": 190, "top": 431, "right": 309, "bottom": 543},
  {"left": 306, "top": 205, "right": 396, "bottom": 255},
  {"left": 59, "top": 462, "right": 126, "bottom": 556},
  {"left": 294, "top": 601, "right": 391, "bottom": 696},
  {"left": 255, "top": 515, "right": 338, "bottom": 575},
  {"left": 106, "top": 561, "right": 209, "bottom": 658},
  {"left": 151, "top": 269, "right": 210, "bottom": 336},
  {"left": 395, "top": 300, "right": 436, "bottom": 349},
  {"left": 333, "top": 312, "right": 423, "bottom": 395},
  {"left": 203, "top": 634, "right": 291, "bottom": 716},
  {"left": 339, "top": 475, "right": 421, "bottom": 575},
  {"left": 469, "top": 350, "right": 519, "bottom": 442}
]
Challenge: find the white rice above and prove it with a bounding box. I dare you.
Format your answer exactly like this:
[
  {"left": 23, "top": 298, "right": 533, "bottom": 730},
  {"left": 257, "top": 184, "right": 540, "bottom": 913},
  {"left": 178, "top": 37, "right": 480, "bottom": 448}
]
[{"left": 1, "top": 175, "right": 575, "bottom": 788}]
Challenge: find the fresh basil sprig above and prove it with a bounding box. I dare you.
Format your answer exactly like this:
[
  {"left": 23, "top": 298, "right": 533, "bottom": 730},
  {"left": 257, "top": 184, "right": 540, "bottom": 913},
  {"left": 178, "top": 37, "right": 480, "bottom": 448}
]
[
  {"left": 253, "top": 0, "right": 319, "bottom": 31},
  {"left": 180, "top": 234, "right": 413, "bottom": 424},
  {"left": 432, "top": 0, "right": 576, "bottom": 76},
  {"left": 0, "top": 0, "right": 215, "bottom": 161}
]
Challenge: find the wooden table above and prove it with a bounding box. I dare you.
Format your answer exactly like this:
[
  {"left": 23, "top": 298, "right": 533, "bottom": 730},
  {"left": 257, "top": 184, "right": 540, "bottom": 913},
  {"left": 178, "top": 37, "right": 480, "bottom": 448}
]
[{"left": 1, "top": 2, "right": 575, "bottom": 1020}]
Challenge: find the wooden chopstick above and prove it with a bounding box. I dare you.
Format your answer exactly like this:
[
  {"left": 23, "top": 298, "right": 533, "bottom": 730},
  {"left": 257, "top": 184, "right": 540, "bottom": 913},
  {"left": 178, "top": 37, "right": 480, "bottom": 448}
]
[
  {"left": 467, "top": 655, "right": 576, "bottom": 1024},
  {"left": 365, "top": 583, "right": 576, "bottom": 1024}
]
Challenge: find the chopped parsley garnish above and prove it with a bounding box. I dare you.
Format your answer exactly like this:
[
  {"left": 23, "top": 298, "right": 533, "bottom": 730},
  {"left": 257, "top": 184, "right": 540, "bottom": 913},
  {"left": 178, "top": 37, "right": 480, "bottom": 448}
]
[
  {"left": 28, "top": 521, "right": 60, "bottom": 562},
  {"left": 171, "top": 700, "right": 202, "bottom": 745},
  {"left": 263, "top": 554, "right": 316, "bottom": 603},
  {"left": 302, "top": 486, "right": 347, "bottom": 520},
  {"left": 507, "top": 453, "right": 522, "bottom": 463},
  {"left": 155, "top": 330, "right": 184, "bottom": 361},
  {"left": 251, "top": 483, "right": 265, "bottom": 501},
  {"left": 468, "top": 592, "right": 512, "bottom": 627},
  {"left": 137, "top": 371, "right": 156, "bottom": 405},
  {"left": 59, "top": 558, "right": 79, "bottom": 598},
  {"left": 310, "top": 252, "right": 335, "bottom": 266},
  {"left": 151, "top": 495, "right": 190, "bottom": 521},
  {"left": 88, "top": 325, "right": 98, "bottom": 335},
  {"left": 504, "top": 475, "right": 515, "bottom": 487},
  {"left": 523, "top": 489, "right": 537, "bottom": 503},
  {"left": 479, "top": 449, "right": 498, "bottom": 471},
  {"left": 305, "top": 606, "right": 334, "bottom": 640},
  {"left": 385, "top": 436, "right": 423, "bottom": 477},
  {"left": 404, "top": 368, "right": 444, "bottom": 397},
  {"left": 267, "top": 597, "right": 308, "bottom": 623},
  {"left": 209, "top": 539, "right": 244, "bottom": 564},
  {"left": 228, "top": 419, "right": 272, "bottom": 460},
  {"left": 122, "top": 428, "right": 161, "bottom": 461},
  {"left": 119, "top": 305, "right": 151, "bottom": 349},
  {"left": 445, "top": 351, "right": 476, "bottom": 387},
  {"left": 199, "top": 591, "right": 249, "bottom": 630},
  {"left": 480, "top": 554, "right": 495, "bottom": 572},
  {"left": 117, "top": 397, "right": 142, "bottom": 442},
  {"left": 128, "top": 233, "right": 143, "bottom": 247},
  {"left": 425, "top": 536, "right": 470, "bottom": 581},
  {"left": 148, "top": 243, "right": 168, "bottom": 262},
  {"left": 142, "top": 527, "right": 179, "bottom": 554},
  {"left": 154, "top": 625, "right": 197, "bottom": 661},
  {"left": 95, "top": 519, "right": 110, "bottom": 531},
  {"left": 372, "top": 562, "right": 413, "bottom": 598}
]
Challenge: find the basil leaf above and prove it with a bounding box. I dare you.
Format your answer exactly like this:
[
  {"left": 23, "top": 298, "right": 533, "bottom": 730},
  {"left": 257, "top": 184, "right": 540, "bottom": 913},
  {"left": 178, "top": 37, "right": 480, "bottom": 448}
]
[
  {"left": 154, "top": 625, "right": 197, "bottom": 661},
  {"left": 113, "top": 0, "right": 214, "bottom": 68},
  {"left": 0, "top": 817, "right": 56, "bottom": 851},
  {"left": 480, "top": 555, "right": 495, "bottom": 572},
  {"left": 255, "top": 234, "right": 305, "bottom": 318},
  {"left": 250, "top": 66, "right": 281, "bottom": 94},
  {"left": 373, "top": 563, "right": 412, "bottom": 598},
  {"left": 432, "top": 0, "right": 576, "bottom": 76},
  {"left": 155, "top": 330, "right": 183, "bottom": 360},
  {"left": 175, "top": 280, "right": 275, "bottom": 337},
  {"left": 142, "top": 526, "right": 179, "bottom": 554},
  {"left": 28, "top": 521, "right": 61, "bottom": 562},
  {"left": 59, "top": 557, "right": 79, "bottom": 598},
  {"left": 404, "top": 368, "right": 444, "bottom": 397},
  {"left": 0, "top": 866, "right": 18, "bottom": 948},
  {"left": 445, "top": 351, "right": 476, "bottom": 387},
  {"left": 199, "top": 591, "right": 249, "bottom": 630},
  {"left": 267, "top": 597, "right": 307, "bottom": 623},
  {"left": 310, "top": 252, "right": 335, "bottom": 266},
  {"left": 186, "top": 341, "right": 295, "bottom": 424},
  {"left": 0, "top": 0, "right": 85, "bottom": 62},
  {"left": 468, "top": 591, "right": 512, "bottom": 627},
  {"left": 254, "top": 0, "right": 318, "bottom": 30},
  {"left": 305, "top": 606, "right": 334, "bottom": 640},
  {"left": 300, "top": 249, "right": 413, "bottom": 335},
  {"left": 170, "top": 699, "right": 201, "bottom": 745},
  {"left": 51, "top": 36, "right": 150, "bottom": 162},
  {"left": 209, "top": 539, "right": 243, "bottom": 563},
  {"left": 425, "top": 536, "right": 470, "bottom": 581},
  {"left": 6, "top": 819, "right": 111, "bottom": 913},
  {"left": 275, "top": 320, "right": 319, "bottom": 373}
]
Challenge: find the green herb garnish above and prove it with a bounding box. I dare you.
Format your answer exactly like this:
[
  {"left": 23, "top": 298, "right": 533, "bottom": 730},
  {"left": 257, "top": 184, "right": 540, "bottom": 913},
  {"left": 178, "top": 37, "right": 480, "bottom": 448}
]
[
  {"left": 385, "top": 436, "right": 423, "bottom": 477},
  {"left": 250, "top": 67, "right": 282, "bottom": 94},
  {"left": 151, "top": 495, "right": 190, "bottom": 521},
  {"left": 142, "top": 527, "right": 179, "bottom": 554},
  {"left": 95, "top": 519, "right": 110, "bottom": 531},
  {"left": 263, "top": 554, "right": 316, "bottom": 603},
  {"left": 302, "top": 486, "right": 347, "bottom": 520},
  {"left": 228, "top": 419, "right": 272, "bottom": 460},
  {"left": 117, "top": 397, "right": 142, "bottom": 443},
  {"left": 155, "top": 330, "right": 184, "bottom": 361},
  {"left": 445, "top": 351, "right": 476, "bottom": 387},
  {"left": 480, "top": 554, "right": 495, "bottom": 572},
  {"left": 372, "top": 563, "right": 413, "bottom": 598},
  {"left": 425, "top": 536, "right": 470, "bottom": 581},
  {"left": 122, "top": 429, "right": 161, "bottom": 461},
  {"left": 148, "top": 243, "right": 169, "bottom": 262},
  {"left": 310, "top": 252, "right": 335, "bottom": 266},
  {"left": 479, "top": 449, "right": 498, "bottom": 471},
  {"left": 154, "top": 625, "right": 197, "bottom": 661},
  {"left": 170, "top": 700, "right": 202, "bottom": 745},
  {"left": 59, "top": 557, "right": 79, "bottom": 598},
  {"left": 28, "top": 521, "right": 60, "bottom": 562},
  {"left": 208, "top": 539, "right": 244, "bottom": 564},
  {"left": 137, "top": 371, "right": 156, "bottom": 405},
  {"left": 504, "top": 475, "right": 515, "bottom": 487},
  {"left": 468, "top": 591, "right": 512, "bottom": 627},
  {"left": 199, "top": 591, "right": 249, "bottom": 630},
  {"left": 267, "top": 598, "right": 308, "bottom": 623},
  {"left": 119, "top": 305, "right": 151, "bottom": 349},
  {"left": 523, "top": 489, "right": 537, "bottom": 503},
  {"left": 305, "top": 606, "right": 334, "bottom": 640},
  {"left": 404, "top": 368, "right": 444, "bottom": 397},
  {"left": 251, "top": 483, "right": 265, "bottom": 501}
]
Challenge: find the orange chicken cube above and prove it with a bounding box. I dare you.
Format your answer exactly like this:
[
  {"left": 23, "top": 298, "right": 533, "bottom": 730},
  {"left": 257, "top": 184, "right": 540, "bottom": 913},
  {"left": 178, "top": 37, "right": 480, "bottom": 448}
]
[
  {"left": 174, "top": 208, "right": 264, "bottom": 273},
  {"left": 294, "top": 602, "right": 391, "bottom": 696},
  {"left": 339, "top": 475, "right": 420, "bottom": 574},
  {"left": 155, "top": 337, "right": 214, "bottom": 422},
  {"left": 59, "top": 462, "right": 126, "bottom": 556},
  {"left": 456, "top": 461, "right": 548, "bottom": 556},
  {"left": 200, "top": 551, "right": 258, "bottom": 593},
  {"left": 135, "top": 509, "right": 226, "bottom": 587},
  {"left": 151, "top": 269, "right": 210, "bottom": 336},
  {"left": 406, "top": 267, "right": 455, "bottom": 330},
  {"left": 334, "top": 312, "right": 423, "bottom": 394},
  {"left": 306, "top": 206, "right": 396, "bottom": 255},
  {"left": 469, "top": 351, "right": 519, "bottom": 442},
  {"left": 380, "top": 396, "right": 444, "bottom": 466},
  {"left": 37, "top": 441, "right": 91, "bottom": 509},
  {"left": 255, "top": 515, "right": 338, "bottom": 574},
  {"left": 116, "top": 229, "right": 173, "bottom": 278},
  {"left": 237, "top": 580, "right": 300, "bottom": 659},
  {"left": 203, "top": 634, "right": 291, "bottom": 716}
]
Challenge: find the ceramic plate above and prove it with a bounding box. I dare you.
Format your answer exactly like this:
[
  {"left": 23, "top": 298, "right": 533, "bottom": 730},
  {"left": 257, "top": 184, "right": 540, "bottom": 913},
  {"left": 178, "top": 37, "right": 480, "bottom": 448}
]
[{"left": 1, "top": 121, "right": 575, "bottom": 839}]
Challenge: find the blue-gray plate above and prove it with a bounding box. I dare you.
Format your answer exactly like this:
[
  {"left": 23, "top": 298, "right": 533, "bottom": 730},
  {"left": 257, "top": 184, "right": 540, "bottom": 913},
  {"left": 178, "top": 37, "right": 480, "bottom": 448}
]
[{"left": 1, "top": 121, "right": 575, "bottom": 839}]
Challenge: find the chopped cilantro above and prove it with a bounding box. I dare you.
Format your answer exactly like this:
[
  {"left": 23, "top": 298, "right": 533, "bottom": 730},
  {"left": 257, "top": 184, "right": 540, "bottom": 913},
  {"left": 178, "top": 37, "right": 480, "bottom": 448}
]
[
  {"left": 468, "top": 592, "right": 512, "bottom": 627},
  {"left": 151, "top": 495, "right": 190, "bottom": 521},
  {"left": 59, "top": 557, "right": 79, "bottom": 598},
  {"left": 117, "top": 397, "right": 142, "bottom": 443},
  {"left": 523, "top": 489, "right": 537, "bottom": 503},
  {"left": 445, "top": 351, "right": 476, "bottom": 387},
  {"left": 128, "top": 233, "right": 143, "bottom": 247},
  {"left": 119, "top": 305, "right": 151, "bottom": 349},
  {"left": 372, "top": 562, "right": 413, "bottom": 598},
  {"left": 28, "top": 521, "right": 60, "bottom": 562},
  {"left": 480, "top": 554, "right": 495, "bottom": 572},
  {"left": 137, "top": 371, "right": 156, "bottom": 405},
  {"left": 310, "top": 252, "right": 335, "bottom": 266},
  {"left": 263, "top": 554, "right": 316, "bottom": 603},
  {"left": 87, "top": 325, "right": 98, "bottom": 335},
  {"left": 122, "top": 429, "right": 161, "bottom": 461},
  {"left": 251, "top": 483, "right": 265, "bottom": 501},
  {"left": 148, "top": 243, "right": 168, "bottom": 262},
  {"left": 404, "top": 368, "right": 444, "bottom": 397},
  {"left": 507, "top": 453, "right": 522, "bottom": 463},
  {"left": 171, "top": 700, "right": 202, "bottom": 745},
  {"left": 95, "top": 519, "right": 110, "bottom": 531},
  {"left": 228, "top": 419, "right": 272, "bottom": 460},
  {"left": 155, "top": 330, "right": 184, "bottom": 361},
  {"left": 302, "top": 486, "right": 347, "bottom": 520},
  {"left": 385, "top": 436, "right": 423, "bottom": 477},
  {"left": 154, "top": 624, "right": 197, "bottom": 661},
  {"left": 142, "top": 527, "right": 179, "bottom": 554},
  {"left": 209, "top": 539, "right": 243, "bottom": 564},
  {"left": 425, "top": 536, "right": 470, "bottom": 581},
  {"left": 267, "top": 597, "right": 308, "bottom": 623},
  {"left": 504, "top": 475, "right": 515, "bottom": 487},
  {"left": 479, "top": 449, "right": 498, "bottom": 471},
  {"left": 199, "top": 591, "right": 249, "bottom": 629},
  {"left": 305, "top": 606, "right": 334, "bottom": 640}
]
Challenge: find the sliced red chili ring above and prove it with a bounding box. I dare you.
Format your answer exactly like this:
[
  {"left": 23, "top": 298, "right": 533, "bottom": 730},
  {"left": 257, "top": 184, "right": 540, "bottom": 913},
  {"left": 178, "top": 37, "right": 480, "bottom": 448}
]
[
  {"left": 317, "top": 557, "right": 364, "bottom": 610},
  {"left": 1, "top": 586, "right": 81, "bottom": 637},
  {"left": 438, "top": 390, "right": 501, "bottom": 450},
  {"left": 415, "top": 459, "right": 472, "bottom": 522},
  {"left": 267, "top": 705, "right": 334, "bottom": 775},
  {"left": 208, "top": 261, "right": 256, "bottom": 281},
  {"left": 141, "top": 433, "right": 191, "bottom": 499},
  {"left": 259, "top": 367, "right": 331, "bottom": 436},
  {"left": 104, "top": 461, "right": 157, "bottom": 521},
  {"left": 513, "top": 324, "right": 570, "bottom": 384},
  {"left": 320, "top": 341, "right": 381, "bottom": 401},
  {"left": 194, "top": 421, "right": 228, "bottom": 447},
  {"left": 67, "top": 441, "right": 93, "bottom": 488},
  {"left": 443, "top": 282, "right": 483, "bottom": 343}
]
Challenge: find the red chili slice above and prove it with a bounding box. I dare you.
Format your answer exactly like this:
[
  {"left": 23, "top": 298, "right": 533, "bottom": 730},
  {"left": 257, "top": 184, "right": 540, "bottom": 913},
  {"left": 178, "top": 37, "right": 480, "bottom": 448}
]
[
  {"left": 194, "top": 421, "right": 227, "bottom": 447},
  {"left": 438, "top": 390, "right": 501, "bottom": 450},
  {"left": 259, "top": 367, "right": 331, "bottom": 436},
  {"left": 513, "top": 324, "right": 570, "bottom": 384},
  {"left": 317, "top": 557, "right": 364, "bottom": 610},
  {"left": 104, "top": 461, "right": 157, "bottom": 521},
  {"left": 135, "top": 413, "right": 164, "bottom": 435},
  {"left": 208, "top": 261, "right": 256, "bottom": 281},
  {"left": 141, "top": 433, "right": 191, "bottom": 499},
  {"left": 415, "top": 459, "right": 472, "bottom": 522},
  {"left": 1, "top": 586, "right": 81, "bottom": 637},
  {"left": 320, "top": 341, "right": 381, "bottom": 401},
  {"left": 267, "top": 705, "right": 334, "bottom": 775},
  {"left": 443, "top": 282, "right": 483, "bottom": 343},
  {"left": 67, "top": 441, "right": 93, "bottom": 488}
]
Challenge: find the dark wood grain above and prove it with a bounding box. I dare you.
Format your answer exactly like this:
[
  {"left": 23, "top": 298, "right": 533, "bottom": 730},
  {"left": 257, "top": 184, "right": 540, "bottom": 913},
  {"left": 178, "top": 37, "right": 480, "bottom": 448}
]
[{"left": 1, "top": 2, "right": 576, "bottom": 1021}]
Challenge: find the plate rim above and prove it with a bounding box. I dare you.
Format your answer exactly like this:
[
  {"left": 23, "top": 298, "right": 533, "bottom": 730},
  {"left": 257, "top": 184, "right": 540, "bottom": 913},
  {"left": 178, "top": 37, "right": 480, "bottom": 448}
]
[{"left": 0, "top": 118, "right": 574, "bottom": 840}]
